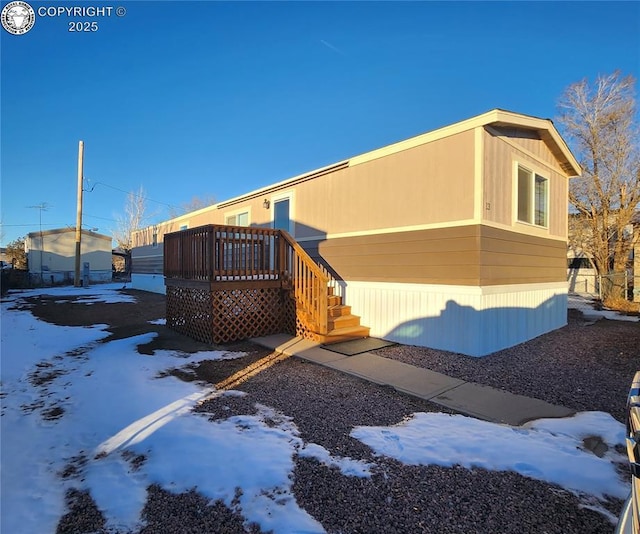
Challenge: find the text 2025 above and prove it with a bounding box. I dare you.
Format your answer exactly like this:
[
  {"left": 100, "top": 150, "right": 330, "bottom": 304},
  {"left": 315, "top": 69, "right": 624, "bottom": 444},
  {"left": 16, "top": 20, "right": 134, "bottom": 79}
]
[{"left": 68, "top": 21, "right": 98, "bottom": 32}]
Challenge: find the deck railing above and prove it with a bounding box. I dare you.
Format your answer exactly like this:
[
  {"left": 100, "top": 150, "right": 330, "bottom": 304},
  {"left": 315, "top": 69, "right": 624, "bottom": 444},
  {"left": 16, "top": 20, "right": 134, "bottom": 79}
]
[
  {"left": 164, "top": 225, "right": 334, "bottom": 335},
  {"left": 279, "top": 230, "right": 329, "bottom": 335},
  {"left": 164, "top": 225, "right": 281, "bottom": 281}
]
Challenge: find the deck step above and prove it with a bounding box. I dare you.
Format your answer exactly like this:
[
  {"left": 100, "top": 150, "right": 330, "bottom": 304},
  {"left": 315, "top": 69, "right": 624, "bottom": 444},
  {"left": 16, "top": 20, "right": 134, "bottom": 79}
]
[
  {"left": 328, "top": 304, "right": 351, "bottom": 317},
  {"left": 327, "top": 295, "right": 342, "bottom": 307},
  {"left": 328, "top": 314, "right": 361, "bottom": 329},
  {"left": 319, "top": 325, "right": 370, "bottom": 345}
]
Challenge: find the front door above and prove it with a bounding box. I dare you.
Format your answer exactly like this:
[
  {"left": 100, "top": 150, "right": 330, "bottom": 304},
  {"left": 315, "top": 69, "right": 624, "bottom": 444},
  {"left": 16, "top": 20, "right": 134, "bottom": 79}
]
[{"left": 273, "top": 198, "right": 290, "bottom": 233}]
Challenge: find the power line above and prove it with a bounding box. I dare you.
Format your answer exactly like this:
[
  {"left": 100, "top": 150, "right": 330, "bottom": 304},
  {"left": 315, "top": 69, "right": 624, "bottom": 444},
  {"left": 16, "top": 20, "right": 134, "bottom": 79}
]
[
  {"left": 85, "top": 180, "right": 181, "bottom": 210},
  {"left": 3, "top": 181, "right": 178, "bottom": 233}
]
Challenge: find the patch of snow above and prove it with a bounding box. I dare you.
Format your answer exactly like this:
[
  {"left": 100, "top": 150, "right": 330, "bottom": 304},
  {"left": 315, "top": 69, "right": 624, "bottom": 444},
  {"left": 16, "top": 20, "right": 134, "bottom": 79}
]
[
  {"left": 0, "top": 287, "right": 367, "bottom": 534},
  {"left": 568, "top": 294, "right": 639, "bottom": 322},
  {"left": 298, "top": 443, "right": 373, "bottom": 477},
  {"left": 351, "top": 411, "right": 628, "bottom": 503}
]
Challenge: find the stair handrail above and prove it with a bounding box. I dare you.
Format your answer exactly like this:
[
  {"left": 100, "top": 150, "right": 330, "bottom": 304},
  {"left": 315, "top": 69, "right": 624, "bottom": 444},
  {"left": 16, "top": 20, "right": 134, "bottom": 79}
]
[{"left": 279, "top": 230, "right": 331, "bottom": 335}]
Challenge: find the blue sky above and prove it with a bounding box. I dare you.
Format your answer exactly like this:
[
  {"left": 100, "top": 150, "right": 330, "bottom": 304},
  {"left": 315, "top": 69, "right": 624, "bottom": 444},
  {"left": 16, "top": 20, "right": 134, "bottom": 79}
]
[{"left": 1, "top": 1, "right": 639, "bottom": 246}]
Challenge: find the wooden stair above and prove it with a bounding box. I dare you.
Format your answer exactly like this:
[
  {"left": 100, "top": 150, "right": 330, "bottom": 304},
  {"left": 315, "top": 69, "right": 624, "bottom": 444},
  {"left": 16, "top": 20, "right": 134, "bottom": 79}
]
[{"left": 317, "top": 287, "right": 370, "bottom": 344}]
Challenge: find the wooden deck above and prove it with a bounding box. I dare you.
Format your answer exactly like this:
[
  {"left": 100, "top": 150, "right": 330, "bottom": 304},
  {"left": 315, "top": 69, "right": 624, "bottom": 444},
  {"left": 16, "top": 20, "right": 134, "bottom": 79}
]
[{"left": 164, "top": 224, "right": 369, "bottom": 344}]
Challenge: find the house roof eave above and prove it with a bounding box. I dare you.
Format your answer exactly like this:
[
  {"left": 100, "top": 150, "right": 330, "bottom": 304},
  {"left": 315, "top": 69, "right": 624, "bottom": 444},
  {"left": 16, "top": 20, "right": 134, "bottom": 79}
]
[
  {"left": 488, "top": 109, "right": 581, "bottom": 177},
  {"left": 348, "top": 109, "right": 581, "bottom": 177},
  {"left": 26, "top": 227, "right": 112, "bottom": 241}
]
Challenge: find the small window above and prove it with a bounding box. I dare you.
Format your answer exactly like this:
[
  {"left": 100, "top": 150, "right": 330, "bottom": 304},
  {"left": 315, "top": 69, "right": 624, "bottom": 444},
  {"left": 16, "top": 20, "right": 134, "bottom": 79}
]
[
  {"left": 517, "top": 165, "right": 548, "bottom": 227},
  {"left": 179, "top": 224, "right": 188, "bottom": 231},
  {"left": 152, "top": 227, "right": 158, "bottom": 248},
  {"left": 225, "top": 211, "right": 249, "bottom": 226}
]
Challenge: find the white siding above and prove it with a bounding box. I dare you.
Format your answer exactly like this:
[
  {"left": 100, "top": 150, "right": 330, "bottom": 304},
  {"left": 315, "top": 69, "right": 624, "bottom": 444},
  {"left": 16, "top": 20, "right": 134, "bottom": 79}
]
[{"left": 344, "top": 281, "right": 568, "bottom": 357}]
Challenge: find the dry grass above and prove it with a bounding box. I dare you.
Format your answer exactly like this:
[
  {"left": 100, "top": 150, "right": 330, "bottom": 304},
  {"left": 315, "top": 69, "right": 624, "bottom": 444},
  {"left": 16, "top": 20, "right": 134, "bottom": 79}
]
[{"left": 603, "top": 296, "right": 640, "bottom": 314}]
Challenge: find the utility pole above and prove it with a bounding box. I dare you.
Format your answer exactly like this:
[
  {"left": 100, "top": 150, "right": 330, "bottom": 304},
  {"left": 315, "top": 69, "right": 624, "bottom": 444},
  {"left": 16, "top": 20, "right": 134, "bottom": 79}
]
[{"left": 74, "top": 141, "right": 84, "bottom": 287}]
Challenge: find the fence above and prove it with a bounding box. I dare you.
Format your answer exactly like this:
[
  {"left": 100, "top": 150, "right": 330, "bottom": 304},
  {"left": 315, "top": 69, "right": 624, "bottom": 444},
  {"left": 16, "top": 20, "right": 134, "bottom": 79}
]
[{"left": 568, "top": 270, "right": 639, "bottom": 302}]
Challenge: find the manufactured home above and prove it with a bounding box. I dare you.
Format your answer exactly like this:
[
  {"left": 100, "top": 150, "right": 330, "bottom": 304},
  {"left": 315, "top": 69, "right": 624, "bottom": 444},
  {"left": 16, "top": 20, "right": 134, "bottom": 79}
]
[
  {"left": 131, "top": 109, "right": 581, "bottom": 356},
  {"left": 26, "top": 228, "right": 112, "bottom": 285}
]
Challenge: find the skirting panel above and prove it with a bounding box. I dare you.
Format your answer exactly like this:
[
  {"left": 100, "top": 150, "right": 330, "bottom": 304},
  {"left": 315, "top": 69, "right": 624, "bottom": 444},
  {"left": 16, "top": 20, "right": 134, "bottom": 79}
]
[
  {"left": 132, "top": 274, "right": 166, "bottom": 294},
  {"left": 166, "top": 283, "right": 295, "bottom": 344},
  {"left": 344, "top": 281, "right": 568, "bottom": 357}
]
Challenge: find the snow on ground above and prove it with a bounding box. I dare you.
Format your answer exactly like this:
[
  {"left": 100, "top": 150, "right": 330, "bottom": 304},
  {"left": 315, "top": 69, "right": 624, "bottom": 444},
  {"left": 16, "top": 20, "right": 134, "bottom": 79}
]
[
  {"left": 0, "top": 285, "right": 631, "bottom": 533},
  {"left": 352, "top": 411, "right": 627, "bottom": 501},
  {"left": 1, "top": 286, "right": 368, "bottom": 534},
  {"left": 568, "top": 294, "right": 640, "bottom": 322}
]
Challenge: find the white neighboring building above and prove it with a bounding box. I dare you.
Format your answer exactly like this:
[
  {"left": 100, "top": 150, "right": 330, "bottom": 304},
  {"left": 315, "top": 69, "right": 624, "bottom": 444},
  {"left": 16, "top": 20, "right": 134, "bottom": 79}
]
[
  {"left": 567, "top": 252, "right": 597, "bottom": 296},
  {"left": 26, "top": 228, "right": 112, "bottom": 285}
]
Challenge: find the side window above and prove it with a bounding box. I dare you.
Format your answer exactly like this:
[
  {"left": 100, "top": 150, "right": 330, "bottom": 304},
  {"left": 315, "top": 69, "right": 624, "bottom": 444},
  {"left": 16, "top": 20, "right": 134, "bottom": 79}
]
[{"left": 517, "top": 164, "right": 548, "bottom": 227}]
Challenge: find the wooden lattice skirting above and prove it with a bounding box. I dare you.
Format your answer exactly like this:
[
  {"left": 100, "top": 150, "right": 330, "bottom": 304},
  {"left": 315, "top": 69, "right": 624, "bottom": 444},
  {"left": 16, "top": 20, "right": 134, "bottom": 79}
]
[{"left": 166, "top": 282, "right": 296, "bottom": 344}]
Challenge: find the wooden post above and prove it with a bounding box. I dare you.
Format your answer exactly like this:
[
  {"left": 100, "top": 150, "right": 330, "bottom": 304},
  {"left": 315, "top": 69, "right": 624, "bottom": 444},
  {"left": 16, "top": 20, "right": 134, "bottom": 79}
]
[
  {"left": 74, "top": 141, "right": 84, "bottom": 287},
  {"left": 278, "top": 232, "right": 286, "bottom": 282}
]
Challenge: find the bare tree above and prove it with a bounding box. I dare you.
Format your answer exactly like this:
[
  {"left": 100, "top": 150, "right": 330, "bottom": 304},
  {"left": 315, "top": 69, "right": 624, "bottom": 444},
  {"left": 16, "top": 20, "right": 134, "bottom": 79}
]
[
  {"left": 557, "top": 71, "right": 640, "bottom": 299},
  {"left": 112, "top": 186, "right": 148, "bottom": 253}
]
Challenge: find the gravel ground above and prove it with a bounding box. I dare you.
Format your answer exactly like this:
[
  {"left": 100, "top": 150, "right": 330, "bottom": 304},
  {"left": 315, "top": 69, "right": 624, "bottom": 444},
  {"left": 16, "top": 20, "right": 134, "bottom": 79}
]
[
  {"left": 374, "top": 309, "right": 640, "bottom": 423},
  {"left": 214, "top": 357, "right": 625, "bottom": 534},
  {"left": 36, "top": 295, "right": 638, "bottom": 534}
]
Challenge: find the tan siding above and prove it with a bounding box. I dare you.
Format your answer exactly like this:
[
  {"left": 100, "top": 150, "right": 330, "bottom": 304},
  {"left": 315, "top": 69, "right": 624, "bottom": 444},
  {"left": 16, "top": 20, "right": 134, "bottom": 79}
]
[
  {"left": 479, "top": 226, "right": 566, "bottom": 285},
  {"left": 287, "top": 129, "right": 477, "bottom": 238},
  {"left": 304, "top": 224, "right": 565, "bottom": 286},
  {"left": 132, "top": 129, "right": 477, "bottom": 249},
  {"left": 491, "top": 126, "right": 559, "bottom": 169},
  {"left": 135, "top": 198, "right": 274, "bottom": 249},
  {"left": 133, "top": 227, "right": 155, "bottom": 248},
  {"left": 483, "top": 130, "right": 513, "bottom": 226},
  {"left": 312, "top": 226, "right": 481, "bottom": 285},
  {"left": 482, "top": 129, "right": 568, "bottom": 240}
]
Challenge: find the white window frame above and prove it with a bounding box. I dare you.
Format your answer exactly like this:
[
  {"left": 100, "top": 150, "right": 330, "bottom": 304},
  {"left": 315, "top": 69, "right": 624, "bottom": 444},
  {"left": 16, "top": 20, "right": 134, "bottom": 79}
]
[
  {"left": 224, "top": 207, "right": 251, "bottom": 227},
  {"left": 514, "top": 162, "right": 549, "bottom": 229}
]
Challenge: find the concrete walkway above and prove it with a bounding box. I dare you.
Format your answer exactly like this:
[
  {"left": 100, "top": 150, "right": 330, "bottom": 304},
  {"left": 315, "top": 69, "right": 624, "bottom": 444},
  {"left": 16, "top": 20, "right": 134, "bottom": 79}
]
[{"left": 251, "top": 334, "right": 575, "bottom": 426}]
